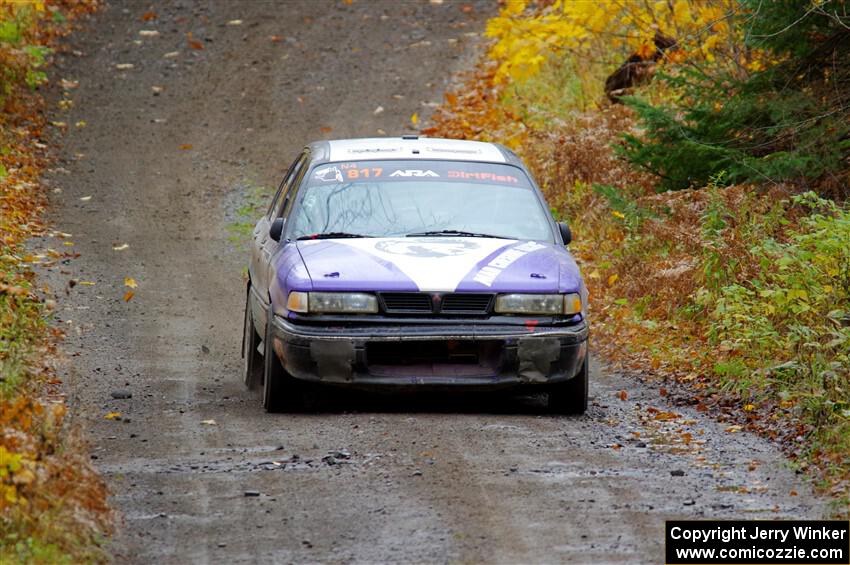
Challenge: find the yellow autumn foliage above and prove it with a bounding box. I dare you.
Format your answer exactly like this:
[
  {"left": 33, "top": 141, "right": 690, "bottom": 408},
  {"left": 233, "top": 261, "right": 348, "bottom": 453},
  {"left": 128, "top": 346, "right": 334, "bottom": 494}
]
[
  {"left": 0, "top": 444, "right": 35, "bottom": 507},
  {"left": 486, "top": 0, "right": 744, "bottom": 85}
]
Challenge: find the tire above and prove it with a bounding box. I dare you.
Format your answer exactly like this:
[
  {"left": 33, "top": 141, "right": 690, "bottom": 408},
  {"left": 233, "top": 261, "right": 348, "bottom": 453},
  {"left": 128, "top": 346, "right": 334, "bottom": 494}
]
[
  {"left": 548, "top": 354, "right": 588, "bottom": 415},
  {"left": 242, "top": 290, "right": 263, "bottom": 390},
  {"left": 262, "top": 313, "right": 305, "bottom": 412}
]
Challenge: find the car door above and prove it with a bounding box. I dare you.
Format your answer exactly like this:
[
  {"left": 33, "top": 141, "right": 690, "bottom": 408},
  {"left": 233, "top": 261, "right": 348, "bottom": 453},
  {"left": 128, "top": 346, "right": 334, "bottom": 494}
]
[
  {"left": 250, "top": 152, "right": 306, "bottom": 292},
  {"left": 249, "top": 151, "right": 309, "bottom": 330}
]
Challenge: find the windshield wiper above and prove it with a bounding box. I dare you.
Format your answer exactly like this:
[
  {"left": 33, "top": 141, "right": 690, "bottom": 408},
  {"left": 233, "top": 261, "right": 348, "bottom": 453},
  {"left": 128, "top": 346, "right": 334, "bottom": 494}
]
[
  {"left": 297, "top": 232, "right": 373, "bottom": 240},
  {"left": 405, "top": 229, "right": 509, "bottom": 239}
]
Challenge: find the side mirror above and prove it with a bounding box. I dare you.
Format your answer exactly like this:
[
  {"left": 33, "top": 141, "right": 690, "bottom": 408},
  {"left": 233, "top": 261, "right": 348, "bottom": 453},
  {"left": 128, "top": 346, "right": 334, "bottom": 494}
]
[
  {"left": 558, "top": 222, "right": 572, "bottom": 245},
  {"left": 269, "top": 218, "right": 285, "bottom": 242}
]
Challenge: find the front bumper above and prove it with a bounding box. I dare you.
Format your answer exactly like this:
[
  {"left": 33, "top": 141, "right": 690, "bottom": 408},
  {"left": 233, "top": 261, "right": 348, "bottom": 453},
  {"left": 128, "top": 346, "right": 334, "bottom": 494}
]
[{"left": 269, "top": 316, "right": 588, "bottom": 390}]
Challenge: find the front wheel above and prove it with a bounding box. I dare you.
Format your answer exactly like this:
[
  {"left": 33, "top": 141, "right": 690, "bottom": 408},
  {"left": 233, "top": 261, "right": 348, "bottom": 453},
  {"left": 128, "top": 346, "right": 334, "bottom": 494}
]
[
  {"left": 242, "top": 290, "right": 263, "bottom": 390},
  {"left": 548, "top": 354, "right": 588, "bottom": 415},
  {"left": 262, "top": 315, "right": 306, "bottom": 413}
]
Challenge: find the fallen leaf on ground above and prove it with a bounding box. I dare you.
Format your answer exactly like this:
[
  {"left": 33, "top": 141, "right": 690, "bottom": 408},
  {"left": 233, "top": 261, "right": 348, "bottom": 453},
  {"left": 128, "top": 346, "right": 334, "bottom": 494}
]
[
  {"left": 410, "top": 112, "right": 419, "bottom": 126},
  {"left": 163, "top": 51, "right": 179, "bottom": 58},
  {"left": 75, "top": 120, "right": 87, "bottom": 128},
  {"left": 113, "top": 243, "right": 129, "bottom": 251},
  {"left": 60, "top": 78, "right": 79, "bottom": 89},
  {"left": 124, "top": 277, "right": 137, "bottom": 288},
  {"left": 652, "top": 411, "right": 680, "bottom": 421},
  {"left": 0, "top": 284, "right": 28, "bottom": 296},
  {"left": 139, "top": 30, "right": 160, "bottom": 37},
  {"left": 141, "top": 10, "right": 157, "bottom": 21},
  {"left": 201, "top": 419, "right": 217, "bottom": 425},
  {"left": 227, "top": 19, "right": 242, "bottom": 26},
  {"left": 123, "top": 290, "right": 135, "bottom": 302},
  {"left": 186, "top": 32, "right": 204, "bottom": 50},
  {"left": 319, "top": 126, "right": 333, "bottom": 134},
  {"left": 725, "top": 425, "right": 743, "bottom": 433},
  {"left": 115, "top": 63, "right": 134, "bottom": 70},
  {"left": 617, "top": 390, "right": 627, "bottom": 401},
  {"left": 104, "top": 411, "right": 122, "bottom": 420},
  {"left": 179, "top": 144, "right": 193, "bottom": 150}
]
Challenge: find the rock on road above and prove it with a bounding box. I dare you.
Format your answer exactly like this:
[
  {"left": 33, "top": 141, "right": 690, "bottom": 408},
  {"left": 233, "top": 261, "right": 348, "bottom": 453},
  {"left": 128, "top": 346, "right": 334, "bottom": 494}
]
[{"left": 42, "top": 1, "right": 824, "bottom": 563}]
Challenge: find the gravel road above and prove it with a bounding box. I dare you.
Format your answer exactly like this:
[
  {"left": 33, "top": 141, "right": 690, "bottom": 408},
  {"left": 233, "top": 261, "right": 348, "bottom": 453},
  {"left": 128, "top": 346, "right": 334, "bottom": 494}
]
[{"left": 39, "top": 1, "right": 826, "bottom": 563}]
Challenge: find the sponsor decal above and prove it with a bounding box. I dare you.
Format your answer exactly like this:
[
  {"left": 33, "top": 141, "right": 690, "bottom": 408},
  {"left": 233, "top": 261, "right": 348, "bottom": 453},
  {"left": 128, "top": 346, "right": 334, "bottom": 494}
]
[
  {"left": 389, "top": 169, "right": 440, "bottom": 177},
  {"left": 347, "top": 147, "right": 401, "bottom": 154},
  {"left": 374, "top": 239, "right": 479, "bottom": 258},
  {"left": 473, "top": 240, "right": 545, "bottom": 287},
  {"left": 424, "top": 146, "right": 481, "bottom": 155},
  {"left": 313, "top": 166, "right": 343, "bottom": 183},
  {"left": 447, "top": 170, "right": 519, "bottom": 183}
]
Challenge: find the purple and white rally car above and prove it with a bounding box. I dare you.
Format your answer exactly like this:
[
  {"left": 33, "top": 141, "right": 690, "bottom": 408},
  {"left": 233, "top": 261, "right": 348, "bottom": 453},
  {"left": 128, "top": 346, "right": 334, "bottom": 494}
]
[{"left": 242, "top": 137, "right": 589, "bottom": 413}]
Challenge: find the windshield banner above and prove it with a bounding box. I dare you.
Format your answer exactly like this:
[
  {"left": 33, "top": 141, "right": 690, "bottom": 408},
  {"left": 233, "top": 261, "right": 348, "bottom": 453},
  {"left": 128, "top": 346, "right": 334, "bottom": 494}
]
[{"left": 307, "top": 160, "right": 532, "bottom": 188}]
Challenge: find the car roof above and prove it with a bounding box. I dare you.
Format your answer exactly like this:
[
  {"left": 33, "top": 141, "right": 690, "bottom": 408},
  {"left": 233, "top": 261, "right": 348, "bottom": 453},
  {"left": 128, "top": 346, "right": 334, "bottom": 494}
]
[{"left": 305, "top": 137, "right": 524, "bottom": 167}]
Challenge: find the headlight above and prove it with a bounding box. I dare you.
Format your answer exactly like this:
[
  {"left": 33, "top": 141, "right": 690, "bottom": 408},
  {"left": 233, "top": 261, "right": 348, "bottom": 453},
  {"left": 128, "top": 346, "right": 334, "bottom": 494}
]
[
  {"left": 494, "top": 293, "right": 583, "bottom": 315},
  {"left": 563, "top": 293, "right": 582, "bottom": 315},
  {"left": 286, "top": 291, "right": 378, "bottom": 314},
  {"left": 286, "top": 291, "right": 309, "bottom": 313}
]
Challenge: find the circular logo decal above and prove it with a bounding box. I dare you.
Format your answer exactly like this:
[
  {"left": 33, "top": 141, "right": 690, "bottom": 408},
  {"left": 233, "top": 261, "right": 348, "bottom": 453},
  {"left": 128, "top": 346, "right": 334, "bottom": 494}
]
[{"left": 374, "top": 239, "right": 479, "bottom": 258}]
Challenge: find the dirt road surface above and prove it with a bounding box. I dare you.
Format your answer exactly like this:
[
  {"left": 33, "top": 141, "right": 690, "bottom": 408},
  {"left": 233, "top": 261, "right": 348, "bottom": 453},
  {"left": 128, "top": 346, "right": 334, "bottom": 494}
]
[{"left": 39, "top": 1, "right": 825, "bottom": 563}]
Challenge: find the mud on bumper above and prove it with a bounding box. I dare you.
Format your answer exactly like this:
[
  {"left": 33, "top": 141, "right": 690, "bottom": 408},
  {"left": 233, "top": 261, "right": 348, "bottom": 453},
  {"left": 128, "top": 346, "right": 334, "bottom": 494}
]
[{"left": 269, "top": 316, "right": 588, "bottom": 389}]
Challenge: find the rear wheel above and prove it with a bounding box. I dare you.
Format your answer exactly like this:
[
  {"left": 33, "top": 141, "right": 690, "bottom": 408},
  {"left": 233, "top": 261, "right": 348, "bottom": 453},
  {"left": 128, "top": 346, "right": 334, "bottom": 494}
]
[
  {"left": 548, "top": 355, "right": 588, "bottom": 415},
  {"left": 262, "top": 315, "right": 305, "bottom": 412},
  {"left": 242, "top": 290, "right": 263, "bottom": 390}
]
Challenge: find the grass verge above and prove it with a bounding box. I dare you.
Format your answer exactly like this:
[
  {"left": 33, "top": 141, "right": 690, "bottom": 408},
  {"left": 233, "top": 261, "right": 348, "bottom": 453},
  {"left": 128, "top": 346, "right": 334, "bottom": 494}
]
[{"left": 1, "top": 2, "right": 111, "bottom": 562}]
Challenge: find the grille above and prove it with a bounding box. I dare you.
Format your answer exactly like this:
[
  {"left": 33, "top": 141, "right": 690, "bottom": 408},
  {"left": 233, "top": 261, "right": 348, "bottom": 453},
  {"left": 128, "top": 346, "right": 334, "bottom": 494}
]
[
  {"left": 440, "top": 293, "right": 493, "bottom": 314},
  {"left": 379, "top": 292, "right": 494, "bottom": 315},
  {"left": 380, "top": 293, "right": 432, "bottom": 313}
]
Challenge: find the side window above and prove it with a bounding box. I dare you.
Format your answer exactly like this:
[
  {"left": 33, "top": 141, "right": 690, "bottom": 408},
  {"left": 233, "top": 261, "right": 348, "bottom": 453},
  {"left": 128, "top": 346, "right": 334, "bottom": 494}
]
[
  {"left": 267, "top": 152, "right": 308, "bottom": 218},
  {"left": 278, "top": 160, "right": 310, "bottom": 222}
]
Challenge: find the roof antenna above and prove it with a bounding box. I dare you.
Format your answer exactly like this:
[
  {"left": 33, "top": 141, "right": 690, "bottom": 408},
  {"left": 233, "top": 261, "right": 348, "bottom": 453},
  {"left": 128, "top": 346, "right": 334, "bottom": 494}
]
[{"left": 402, "top": 134, "right": 418, "bottom": 140}]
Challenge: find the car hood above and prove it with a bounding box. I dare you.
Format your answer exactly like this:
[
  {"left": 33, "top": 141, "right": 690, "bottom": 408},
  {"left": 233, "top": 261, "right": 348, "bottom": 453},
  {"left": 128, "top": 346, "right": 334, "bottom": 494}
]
[{"left": 294, "top": 237, "right": 582, "bottom": 294}]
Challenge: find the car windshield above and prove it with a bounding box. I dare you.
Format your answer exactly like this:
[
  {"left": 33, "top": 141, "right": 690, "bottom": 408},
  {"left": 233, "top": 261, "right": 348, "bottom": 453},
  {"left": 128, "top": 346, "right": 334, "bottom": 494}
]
[{"left": 288, "top": 160, "right": 553, "bottom": 241}]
